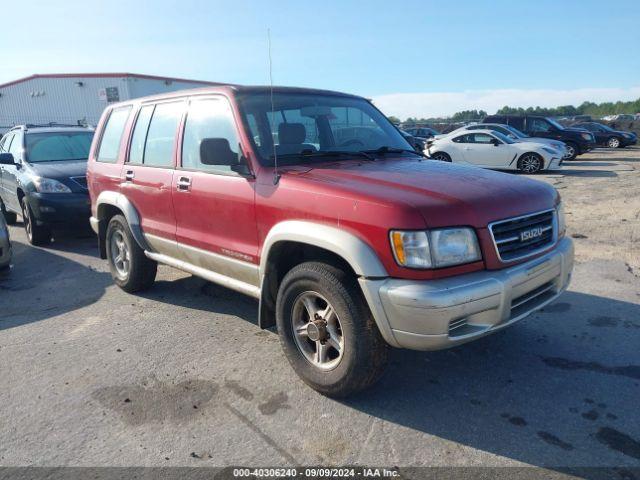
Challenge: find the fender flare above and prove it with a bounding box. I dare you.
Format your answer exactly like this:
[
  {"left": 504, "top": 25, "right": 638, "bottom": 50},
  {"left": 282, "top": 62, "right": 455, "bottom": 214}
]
[
  {"left": 257, "top": 220, "right": 397, "bottom": 345},
  {"left": 95, "top": 191, "right": 150, "bottom": 251},
  {"left": 259, "top": 220, "right": 388, "bottom": 280}
]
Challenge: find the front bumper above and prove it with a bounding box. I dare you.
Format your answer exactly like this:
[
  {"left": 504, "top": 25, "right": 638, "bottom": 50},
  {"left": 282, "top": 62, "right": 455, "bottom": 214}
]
[
  {"left": 360, "top": 237, "right": 573, "bottom": 350},
  {"left": 577, "top": 141, "right": 596, "bottom": 154},
  {"left": 27, "top": 192, "right": 91, "bottom": 228}
]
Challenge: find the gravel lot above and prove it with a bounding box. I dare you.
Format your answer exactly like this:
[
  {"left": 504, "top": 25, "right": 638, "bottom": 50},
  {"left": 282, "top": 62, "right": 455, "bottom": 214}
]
[{"left": 1, "top": 147, "right": 639, "bottom": 469}]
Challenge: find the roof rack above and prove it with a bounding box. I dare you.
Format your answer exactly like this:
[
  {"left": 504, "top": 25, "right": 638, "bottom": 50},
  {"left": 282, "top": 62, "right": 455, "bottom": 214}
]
[{"left": 25, "top": 122, "right": 87, "bottom": 128}]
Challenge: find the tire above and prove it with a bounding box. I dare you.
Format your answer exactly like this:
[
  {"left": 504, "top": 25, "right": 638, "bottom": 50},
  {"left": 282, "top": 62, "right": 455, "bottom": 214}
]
[
  {"left": 105, "top": 214, "right": 157, "bottom": 293},
  {"left": 20, "top": 197, "right": 51, "bottom": 245},
  {"left": 606, "top": 137, "right": 621, "bottom": 148},
  {"left": 1, "top": 199, "right": 17, "bottom": 225},
  {"left": 276, "top": 261, "right": 388, "bottom": 397},
  {"left": 431, "top": 151, "right": 451, "bottom": 162},
  {"left": 517, "top": 152, "right": 543, "bottom": 174},
  {"left": 563, "top": 142, "right": 578, "bottom": 160}
]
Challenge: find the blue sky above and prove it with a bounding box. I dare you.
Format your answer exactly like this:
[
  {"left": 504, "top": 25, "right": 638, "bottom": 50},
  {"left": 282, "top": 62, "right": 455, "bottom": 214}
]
[{"left": 2, "top": 0, "right": 639, "bottom": 117}]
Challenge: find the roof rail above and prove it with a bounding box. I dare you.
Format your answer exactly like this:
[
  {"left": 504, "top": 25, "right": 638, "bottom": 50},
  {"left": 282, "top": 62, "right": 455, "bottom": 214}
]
[{"left": 25, "top": 122, "right": 87, "bottom": 128}]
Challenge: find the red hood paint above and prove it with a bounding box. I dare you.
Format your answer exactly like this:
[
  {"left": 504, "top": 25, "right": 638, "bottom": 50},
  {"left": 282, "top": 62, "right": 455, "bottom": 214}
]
[{"left": 283, "top": 158, "right": 558, "bottom": 228}]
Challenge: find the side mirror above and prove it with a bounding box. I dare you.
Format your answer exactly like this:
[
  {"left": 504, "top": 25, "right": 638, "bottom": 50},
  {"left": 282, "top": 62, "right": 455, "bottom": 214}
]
[
  {"left": 199, "top": 138, "right": 253, "bottom": 177},
  {"left": 491, "top": 138, "right": 501, "bottom": 146},
  {"left": 0, "top": 153, "right": 16, "bottom": 165}
]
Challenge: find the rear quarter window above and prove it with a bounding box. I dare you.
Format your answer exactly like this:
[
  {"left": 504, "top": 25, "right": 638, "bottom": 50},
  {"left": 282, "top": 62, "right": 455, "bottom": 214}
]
[{"left": 97, "top": 106, "right": 132, "bottom": 163}]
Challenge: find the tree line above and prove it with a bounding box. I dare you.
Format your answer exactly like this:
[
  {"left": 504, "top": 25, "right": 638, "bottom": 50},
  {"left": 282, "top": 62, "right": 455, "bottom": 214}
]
[{"left": 390, "top": 97, "right": 640, "bottom": 124}]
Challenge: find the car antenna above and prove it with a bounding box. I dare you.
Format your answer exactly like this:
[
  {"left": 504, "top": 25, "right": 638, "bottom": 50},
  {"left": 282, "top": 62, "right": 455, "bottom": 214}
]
[{"left": 268, "top": 28, "right": 280, "bottom": 185}]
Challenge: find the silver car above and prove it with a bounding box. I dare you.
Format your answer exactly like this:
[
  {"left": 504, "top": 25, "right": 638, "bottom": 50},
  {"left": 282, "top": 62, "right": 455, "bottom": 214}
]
[{"left": 0, "top": 213, "right": 11, "bottom": 274}]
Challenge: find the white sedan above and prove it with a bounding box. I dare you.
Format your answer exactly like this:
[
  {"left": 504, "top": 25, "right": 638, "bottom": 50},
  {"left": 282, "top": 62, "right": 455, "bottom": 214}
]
[{"left": 427, "top": 129, "right": 563, "bottom": 174}]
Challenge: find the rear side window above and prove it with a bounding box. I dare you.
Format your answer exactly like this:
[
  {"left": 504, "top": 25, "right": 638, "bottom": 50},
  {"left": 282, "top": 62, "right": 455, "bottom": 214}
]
[
  {"left": 181, "top": 97, "right": 240, "bottom": 173},
  {"left": 143, "top": 102, "right": 183, "bottom": 167},
  {"left": 97, "top": 106, "right": 132, "bottom": 163},
  {"left": 128, "top": 105, "right": 154, "bottom": 165}
]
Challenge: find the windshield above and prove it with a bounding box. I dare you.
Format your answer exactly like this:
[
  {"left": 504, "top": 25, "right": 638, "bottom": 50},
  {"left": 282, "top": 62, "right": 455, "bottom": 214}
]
[
  {"left": 26, "top": 132, "right": 94, "bottom": 162},
  {"left": 546, "top": 118, "right": 565, "bottom": 130},
  {"left": 237, "top": 92, "right": 414, "bottom": 166},
  {"left": 503, "top": 125, "right": 527, "bottom": 138},
  {"left": 492, "top": 131, "right": 516, "bottom": 144}
]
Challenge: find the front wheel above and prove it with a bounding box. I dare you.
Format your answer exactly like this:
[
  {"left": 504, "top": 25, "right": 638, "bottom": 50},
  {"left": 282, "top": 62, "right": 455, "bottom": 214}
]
[
  {"left": 276, "top": 262, "right": 388, "bottom": 397},
  {"left": 106, "top": 214, "right": 157, "bottom": 292},
  {"left": 563, "top": 142, "right": 578, "bottom": 160},
  {"left": 20, "top": 197, "right": 51, "bottom": 245},
  {"left": 517, "top": 153, "right": 543, "bottom": 174},
  {"left": 606, "top": 137, "right": 621, "bottom": 148},
  {"left": 431, "top": 151, "right": 451, "bottom": 162}
]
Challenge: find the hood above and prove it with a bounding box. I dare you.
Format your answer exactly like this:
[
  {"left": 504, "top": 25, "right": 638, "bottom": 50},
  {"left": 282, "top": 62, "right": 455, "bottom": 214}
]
[
  {"left": 26, "top": 160, "right": 88, "bottom": 179},
  {"left": 284, "top": 158, "right": 558, "bottom": 229}
]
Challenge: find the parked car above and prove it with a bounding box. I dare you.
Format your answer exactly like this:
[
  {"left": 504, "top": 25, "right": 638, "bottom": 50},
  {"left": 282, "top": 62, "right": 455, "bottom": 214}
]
[
  {"left": 0, "top": 213, "right": 11, "bottom": 274},
  {"left": 483, "top": 115, "right": 596, "bottom": 160},
  {"left": 434, "top": 123, "right": 568, "bottom": 158},
  {"left": 573, "top": 122, "right": 637, "bottom": 148},
  {"left": 404, "top": 126, "right": 440, "bottom": 139},
  {"left": 427, "top": 129, "right": 563, "bottom": 173},
  {"left": 0, "top": 125, "right": 94, "bottom": 245},
  {"left": 87, "top": 85, "right": 573, "bottom": 397},
  {"left": 399, "top": 130, "right": 426, "bottom": 152}
]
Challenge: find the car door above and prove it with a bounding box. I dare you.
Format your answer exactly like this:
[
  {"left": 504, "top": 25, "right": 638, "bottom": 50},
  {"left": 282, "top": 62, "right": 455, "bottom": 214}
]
[
  {"left": 527, "top": 118, "right": 558, "bottom": 141},
  {"left": 120, "top": 101, "right": 183, "bottom": 257},
  {"left": 587, "top": 124, "right": 607, "bottom": 144},
  {"left": 171, "top": 95, "right": 259, "bottom": 288},
  {"left": 4, "top": 131, "right": 23, "bottom": 212},
  {"left": 461, "top": 133, "right": 513, "bottom": 167}
]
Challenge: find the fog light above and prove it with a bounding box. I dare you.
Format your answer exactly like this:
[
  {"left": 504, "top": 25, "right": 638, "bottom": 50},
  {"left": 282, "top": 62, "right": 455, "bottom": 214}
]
[{"left": 39, "top": 206, "right": 55, "bottom": 213}]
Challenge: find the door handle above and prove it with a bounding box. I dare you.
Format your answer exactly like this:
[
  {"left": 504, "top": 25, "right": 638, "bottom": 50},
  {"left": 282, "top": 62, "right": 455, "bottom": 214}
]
[
  {"left": 124, "top": 170, "right": 135, "bottom": 182},
  {"left": 177, "top": 176, "right": 192, "bottom": 191}
]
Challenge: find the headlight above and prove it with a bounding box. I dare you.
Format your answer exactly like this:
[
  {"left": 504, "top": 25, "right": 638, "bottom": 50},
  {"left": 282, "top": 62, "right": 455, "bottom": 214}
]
[
  {"left": 580, "top": 132, "right": 593, "bottom": 141},
  {"left": 390, "top": 228, "right": 481, "bottom": 269},
  {"left": 542, "top": 147, "right": 558, "bottom": 155},
  {"left": 556, "top": 202, "right": 566, "bottom": 238},
  {"left": 33, "top": 177, "right": 72, "bottom": 193}
]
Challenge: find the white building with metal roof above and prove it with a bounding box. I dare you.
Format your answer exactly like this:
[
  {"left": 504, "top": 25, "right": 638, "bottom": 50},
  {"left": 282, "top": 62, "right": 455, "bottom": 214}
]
[{"left": 0, "top": 73, "right": 221, "bottom": 134}]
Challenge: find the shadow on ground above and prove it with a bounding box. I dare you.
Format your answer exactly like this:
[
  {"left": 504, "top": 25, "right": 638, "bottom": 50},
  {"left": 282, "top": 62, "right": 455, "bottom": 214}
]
[{"left": 340, "top": 290, "right": 640, "bottom": 467}]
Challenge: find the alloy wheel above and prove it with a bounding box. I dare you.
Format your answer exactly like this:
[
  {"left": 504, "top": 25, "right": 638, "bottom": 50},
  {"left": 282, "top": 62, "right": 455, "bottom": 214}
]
[
  {"left": 607, "top": 137, "right": 620, "bottom": 148},
  {"left": 520, "top": 154, "right": 542, "bottom": 173},
  {"left": 563, "top": 145, "right": 575, "bottom": 159},
  {"left": 110, "top": 229, "right": 131, "bottom": 278},
  {"left": 291, "top": 291, "right": 344, "bottom": 371},
  {"left": 433, "top": 153, "right": 450, "bottom": 162}
]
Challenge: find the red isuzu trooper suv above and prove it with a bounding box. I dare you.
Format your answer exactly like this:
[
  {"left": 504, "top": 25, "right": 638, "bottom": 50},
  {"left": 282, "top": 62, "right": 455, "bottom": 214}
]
[{"left": 87, "top": 85, "right": 573, "bottom": 397}]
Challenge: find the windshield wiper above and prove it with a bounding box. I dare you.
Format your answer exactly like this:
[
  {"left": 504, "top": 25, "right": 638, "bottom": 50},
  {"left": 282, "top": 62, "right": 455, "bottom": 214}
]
[
  {"left": 362, "top": 146, "right": 423, "bottom": 157},
  {"left": 270, "top": 150, "right": 375, "bottom": 161}
]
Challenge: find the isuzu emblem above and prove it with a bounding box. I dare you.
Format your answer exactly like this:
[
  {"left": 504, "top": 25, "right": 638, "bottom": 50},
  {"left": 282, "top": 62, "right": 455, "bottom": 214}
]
[{"left": 520, "top": 226, "right": 543, "bottom": 242}]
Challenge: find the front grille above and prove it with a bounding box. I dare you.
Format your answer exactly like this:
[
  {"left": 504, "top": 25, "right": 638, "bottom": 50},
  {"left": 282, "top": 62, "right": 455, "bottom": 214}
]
[
  {"left": 70, "top": 176, "right": 88, "bottom": 190},
  {"left": 489, "top": 209, "right": 555, "bottom": 262}
]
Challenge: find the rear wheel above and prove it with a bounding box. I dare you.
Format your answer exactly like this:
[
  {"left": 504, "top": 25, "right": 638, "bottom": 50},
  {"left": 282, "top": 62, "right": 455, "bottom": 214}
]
[
  {"left": 517, "top": 153, "right": 543, "bottom": 174},
  {"left": 20, "top": 197, "right": 51, "bottom": 245},
  {"left": 1, "top": 199, "right": 17, "bottom": 225},
  {"left": 606, "top": 137, "right": 621, "bottom": 148},
  {"left": 106, "top": 214, "right": 157, "bottom": 292},
  {"left": 431, "top": 152, "right": 451, "bottom": 162},
  {"left": 563, "top": 142, "right": 578, "bottom": 160},
  {"left": 276, "top": 261, "right": 388, "bottom": 397}
]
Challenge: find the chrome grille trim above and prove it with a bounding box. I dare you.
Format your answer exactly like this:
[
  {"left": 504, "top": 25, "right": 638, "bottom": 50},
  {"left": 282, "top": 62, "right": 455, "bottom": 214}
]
[{"left": 489, "top": 208, "right": 557, "bottom": 262}]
